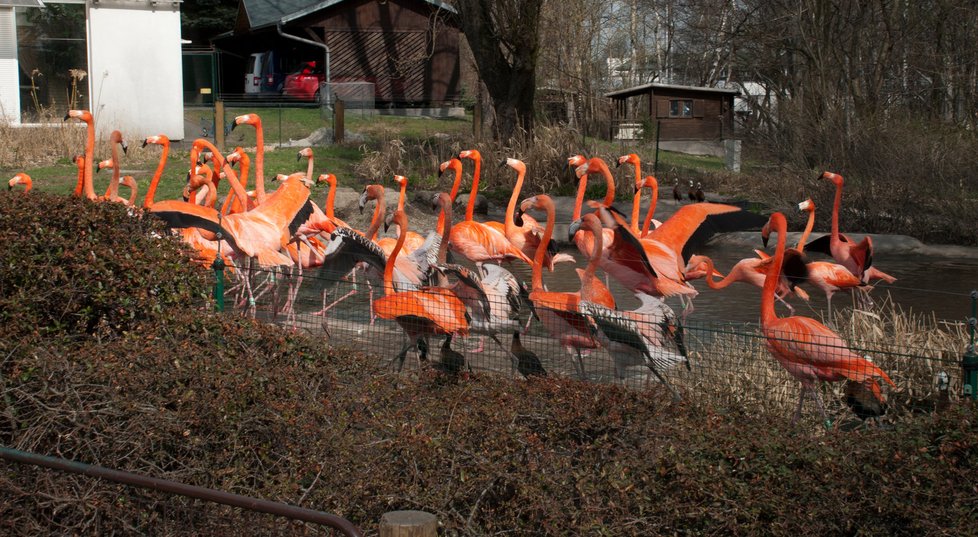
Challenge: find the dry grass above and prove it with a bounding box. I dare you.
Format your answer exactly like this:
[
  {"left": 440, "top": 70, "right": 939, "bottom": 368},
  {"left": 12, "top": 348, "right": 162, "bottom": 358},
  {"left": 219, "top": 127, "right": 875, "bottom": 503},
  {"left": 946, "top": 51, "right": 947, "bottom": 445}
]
[{"left": 0, "top": 111, "right": 85, "bottom": 169}]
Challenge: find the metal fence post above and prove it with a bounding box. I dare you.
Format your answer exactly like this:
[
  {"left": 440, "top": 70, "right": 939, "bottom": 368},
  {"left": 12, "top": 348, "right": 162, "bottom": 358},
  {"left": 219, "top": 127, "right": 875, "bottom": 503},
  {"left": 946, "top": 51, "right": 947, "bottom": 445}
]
[
  {"left": 213, "top": 256, "right": 225, "bottom": 312},
  {"left": 653, "top": 120, "right": 661, "bottom": 172},
  {"left": 963, "top": 290, "right": 977, "bottom": 399}
]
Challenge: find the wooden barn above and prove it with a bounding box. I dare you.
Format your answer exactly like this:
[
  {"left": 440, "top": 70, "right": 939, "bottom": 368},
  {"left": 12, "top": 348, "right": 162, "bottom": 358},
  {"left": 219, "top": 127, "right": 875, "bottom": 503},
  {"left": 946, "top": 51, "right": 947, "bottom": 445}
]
[
  {"left": 214, "top": 0, "right": 461, "bottom": 106},
  {"left": 606, "top": 83, "right": 738, "bottom": 142}
]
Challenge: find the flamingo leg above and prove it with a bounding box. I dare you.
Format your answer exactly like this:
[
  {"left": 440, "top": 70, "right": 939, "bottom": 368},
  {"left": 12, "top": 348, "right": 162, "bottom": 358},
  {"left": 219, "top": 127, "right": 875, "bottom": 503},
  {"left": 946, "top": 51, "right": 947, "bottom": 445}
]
[
  {"left": 645, "top": 363, "right": 681, "bottom": 402},
  {"left": 792, "top": 386, "right": 808, "bottom": 424},
  {"left": 812, "top": 386, "right": 831, "bottom": 425},
  {"left": 488, "top": 333, "right": 518, "bottom": 377},
  {"left": 389, "top": 339, "right": 418, "bottom": 372}
]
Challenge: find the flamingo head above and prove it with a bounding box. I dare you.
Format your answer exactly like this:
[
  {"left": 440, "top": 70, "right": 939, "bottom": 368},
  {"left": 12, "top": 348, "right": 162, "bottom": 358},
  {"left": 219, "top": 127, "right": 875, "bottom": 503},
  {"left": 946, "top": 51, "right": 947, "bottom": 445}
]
[
  {"left": 459, "top": 149, "right": 481, "bottom": 161},
  {"left": 504, "top": 157, "right": 526, "bottom": 174},
  {"left": 574, "top": 163, "right": 588, "bottom": 179},
  {"left": 142, "top": 134, "right": 169, "bottom": 148},
  {"left": 683, "top": 255, "right": 716, "bottom": 281},
  {"left": 120, "top": 175, "right": 137, "bottom": 189},
  {"left": 617, "top": 153, "right": 639, "bottom": 168},
  {"left": 798, "top": 198, "right": 815, "bottom": 212},
  {"left": 96, "top": 158, "right": 114, "bottom": 173},
  {"left": 431, "top": 192, "right": 452, "bottom": 212},
  {"left": 384, "top": 209, "right": 408, "bottom": 233},
  {"left": 638, "top": 175, "right": 658, "bottom": 193},
  {"left": 821, "top": 171, "right": 844, "bottom": 186},
  {"left": 760, "top": 220, "right": 771, "bottom": 248},
  {"left": 519, "top": 194, "right": 552, "bottom": 214},
  {"left": 567, "top": 154, "right": 587, "bottom": 168},
  {"left": 393, "top": 175, "right": 408, "bottom": 188},
  {"left": 762, "top": 212, "right": 788, "bottom": 249},
  {"left": 439, "top": 158, "right": 462, "bottom": 174},
  {"left": 8, "top": 173, "right": 31, "bottom": 191},
  {"left": 225, "top": 149, "right": 241, "bottom": 164},
  {"left": 64, "top": 109, "right": 92, "bottom": 123},
  {"left": 297, "top": 147, "right": 313, "bottom": 161},
  {"left": 72, "top": 154, "right": 85, "bottom": 166},
  {"left": 317, "top": 173, "right": 337, "bottom": 187},
  {"left": 232, "top": 113, "right": 261, "bottom": 130},
  {"left": 108, "top": 130, "right": 127, "bottom": 154},
  {"left": 359, "top": 184, "right": 383, "bottom": 214}
]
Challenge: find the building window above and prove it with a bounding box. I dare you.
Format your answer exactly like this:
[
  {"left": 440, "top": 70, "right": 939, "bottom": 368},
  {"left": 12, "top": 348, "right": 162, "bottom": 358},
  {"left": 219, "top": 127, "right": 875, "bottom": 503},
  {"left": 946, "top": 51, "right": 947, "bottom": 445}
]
[
  {"left": 15, "top": 4, "right": 89, "bottom": 121},
  {"left": 670, "top": 99, "right": 693, "bottom": 118}
]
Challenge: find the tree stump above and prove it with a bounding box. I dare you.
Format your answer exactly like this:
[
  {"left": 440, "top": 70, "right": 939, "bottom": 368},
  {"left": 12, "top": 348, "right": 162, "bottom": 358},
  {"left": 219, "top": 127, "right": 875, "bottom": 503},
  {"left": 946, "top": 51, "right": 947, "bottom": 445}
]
[{"left": 379, "top": 510, "right": 437, "bottom": 537}]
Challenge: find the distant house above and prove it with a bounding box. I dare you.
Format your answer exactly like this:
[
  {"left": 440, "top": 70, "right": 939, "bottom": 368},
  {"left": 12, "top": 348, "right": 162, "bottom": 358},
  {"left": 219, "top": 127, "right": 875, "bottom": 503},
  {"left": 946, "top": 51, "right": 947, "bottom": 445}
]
[
  {"left": 606, "top": 82, "right": 738, "bottom": 142},
  {"left": 0, "top": 0, "right": 184, "bottom": 139},
  {"left": 213, "top": 0, "right": 461, "bottom": 106}
]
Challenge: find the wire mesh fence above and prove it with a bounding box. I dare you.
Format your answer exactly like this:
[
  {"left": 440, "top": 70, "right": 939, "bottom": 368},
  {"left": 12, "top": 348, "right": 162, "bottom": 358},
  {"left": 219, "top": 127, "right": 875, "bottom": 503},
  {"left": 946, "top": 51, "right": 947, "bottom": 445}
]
[{"left": 214, "top": 262, "right": 967, "bottom": 424}]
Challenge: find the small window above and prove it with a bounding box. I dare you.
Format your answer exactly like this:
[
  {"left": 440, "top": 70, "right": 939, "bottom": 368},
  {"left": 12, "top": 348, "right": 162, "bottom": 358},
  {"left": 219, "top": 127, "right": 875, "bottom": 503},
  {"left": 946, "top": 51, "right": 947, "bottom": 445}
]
[{"left": 669, "top": 99, "right": 693, "bottom": 118}]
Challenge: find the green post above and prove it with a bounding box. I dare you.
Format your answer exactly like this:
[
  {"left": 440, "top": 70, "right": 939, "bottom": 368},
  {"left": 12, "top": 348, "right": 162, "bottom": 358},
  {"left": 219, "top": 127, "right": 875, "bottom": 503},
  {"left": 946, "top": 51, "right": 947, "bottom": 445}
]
[
  {"left": 212, "top": 256, "right": 225, "bottom": 312},
  {"left": 963, "top": 290, "right": 978, "bottom": 400}
]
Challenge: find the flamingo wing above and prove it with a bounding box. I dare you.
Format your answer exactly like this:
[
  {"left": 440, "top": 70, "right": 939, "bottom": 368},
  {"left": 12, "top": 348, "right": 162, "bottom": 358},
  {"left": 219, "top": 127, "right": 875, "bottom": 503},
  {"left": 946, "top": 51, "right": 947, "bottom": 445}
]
[
  {"left": 150, "top": 200, "right": 242, "bottom": 254},
  {"left": 319, "top": 227, "right": 387, "bottom": 280},
  {"left": 648, "top": 203, "right": 766, "bottom": 261},
  {"left": 479, "top": 263, "right": 523, "bottom": 320}
]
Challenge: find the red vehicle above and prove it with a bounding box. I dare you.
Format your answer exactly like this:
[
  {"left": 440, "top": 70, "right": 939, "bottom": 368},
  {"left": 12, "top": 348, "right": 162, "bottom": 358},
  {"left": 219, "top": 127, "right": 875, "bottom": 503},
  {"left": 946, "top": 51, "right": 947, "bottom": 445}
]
[{"left": 282, "top": 62, "right": 325, "bottom": 102}]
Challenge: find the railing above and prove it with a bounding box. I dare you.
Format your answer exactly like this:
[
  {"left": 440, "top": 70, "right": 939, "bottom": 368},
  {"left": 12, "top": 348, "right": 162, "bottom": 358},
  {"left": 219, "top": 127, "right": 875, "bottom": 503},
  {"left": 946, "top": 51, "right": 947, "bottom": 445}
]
[{"left": 212, "top": 263, "right": 968, "bottom": 422}]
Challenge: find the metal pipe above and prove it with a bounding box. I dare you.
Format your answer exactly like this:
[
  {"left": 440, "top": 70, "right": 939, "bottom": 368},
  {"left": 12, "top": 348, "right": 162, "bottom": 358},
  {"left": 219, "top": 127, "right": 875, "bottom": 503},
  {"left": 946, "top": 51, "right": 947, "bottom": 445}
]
[
  {"left": 276, "top": 23, "right": 331, "bottom": 107},
  {"left": 0, "top": 446, "right": 363, "bottom": 537}
]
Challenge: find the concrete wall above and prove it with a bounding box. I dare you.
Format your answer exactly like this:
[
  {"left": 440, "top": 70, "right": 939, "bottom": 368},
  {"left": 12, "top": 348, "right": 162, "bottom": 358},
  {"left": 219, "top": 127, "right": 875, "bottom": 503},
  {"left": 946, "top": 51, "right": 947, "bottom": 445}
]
[
  {"left": 87, "top": 2, "right": 184, "bottom": 139},
  {"left": 0, "top": 8, "right": 19, "bottom": 124}
]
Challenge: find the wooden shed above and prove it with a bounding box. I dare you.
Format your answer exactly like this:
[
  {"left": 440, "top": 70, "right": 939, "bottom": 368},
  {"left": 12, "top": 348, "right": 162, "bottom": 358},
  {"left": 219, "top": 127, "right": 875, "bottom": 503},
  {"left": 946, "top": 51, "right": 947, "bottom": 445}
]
[
  {"left": 606, "top": 83, "right": 738, "bottom": 142},
  {"left": 215, "top": 0, "right": 460, "bottom": 106}
]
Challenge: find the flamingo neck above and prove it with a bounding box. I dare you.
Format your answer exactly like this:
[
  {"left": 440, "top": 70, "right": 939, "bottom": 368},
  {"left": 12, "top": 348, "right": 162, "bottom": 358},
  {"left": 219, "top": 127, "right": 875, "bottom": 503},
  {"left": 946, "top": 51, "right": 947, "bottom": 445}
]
[
  {"left": 367, "top": 191, "right": 385, "bottom": 241},
  {"left": 384, "top": 219, "right": 407, "bottom": 296},
  {"left": 107, "top": 139, "right": 122, "bottom": 200},
  {"left": 195, "top": 140, "right": 249, "bottom": 211},
  {"left": 504, "top": 168, "right": 525, "bottom": 236},
  {"left": 798, "top": 209, "right": 815, "bottom": 252},
  {"left": 532, "top": 200, "right": 555, "bottom": 292},
  {"left": 465, "top": 156, "right": 481, "bottom": 221},
  {"left": 581, "top": 222, "right": 602, "bottom": 297},
  {"left": 572, "top": 175, "right": 588, "bottom": 220},
  {"left": 126, "top": 179, "right": 138, "bottom": 205},
  {"left": 201, "top": 169, "right": 217, "bottom": 207},
  {"left": 598, "top": 161, "right": 615, "bottom": 206},
  {"left": 83, "top": 119, "right": 96, "bottom": 200},
  {"left": 254, "top": 122, "right": 266, "bottom": 204},
  {"left": 436, "top": 202, "right": 452, "bottom": 264},
  {"left": 761, "top": 215, "right": 787, "bottom": 326},
  {"left": 325, "top": 178, "right": 336, "bottom": 219},
  {"left": 641, "top": 180, "right": 658, "bottom": 236},
  {"left": 143, "top": 142, "right": 168, "bottom": 208},
  {"left": 220, "top": 154, "right": 250, "bottom": 215},
  {"left": 436, "top": 168, "right": 462, "bottom": 234},
  {"left": 703, "top": 259, "right": 741, "bottom": 290},
  {"left": 397, "top": 181, "right": 407, "bottom": 212},
  {"left": 305, "top": 156, "right": 314, "bottom": 183},
  {"left": 73, "top": 158, "right": 85, "bottom": 197},
  {"left": 630, "top": 165, "right": 641, "bottom": 231},
  {"left": 831, "top": 181, "right": 842, "bottom": 241}
]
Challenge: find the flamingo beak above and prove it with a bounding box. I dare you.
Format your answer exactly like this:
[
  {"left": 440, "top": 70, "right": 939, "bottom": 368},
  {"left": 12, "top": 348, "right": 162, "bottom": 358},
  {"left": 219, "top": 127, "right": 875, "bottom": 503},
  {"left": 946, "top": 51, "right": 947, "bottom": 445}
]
[
  {"left": 498, "top": 159, "right": 507, "bottom": 168},
  {"left": 762, "top": 234, "right": 769, "bottom": 249},
  {"left": 62, "top": 113, "right": 70, "bottom": 121},
  {"left": 141, "top": 139, "right": 149, "bottom": 148},
  {"left": 358, "top": 190, "right": 368, "bottom": 214},
  {"left": 514, "top": 207, "right": 524, "bottom": 227},
  {"left": 568, "top": 218, "right": 582, "bottom": 242},
  {"left": 121, "top": 142, "right": 128, "bottom": 155},
  {"left": 296, "top": 152, "right": 302, "bottom": 162}
]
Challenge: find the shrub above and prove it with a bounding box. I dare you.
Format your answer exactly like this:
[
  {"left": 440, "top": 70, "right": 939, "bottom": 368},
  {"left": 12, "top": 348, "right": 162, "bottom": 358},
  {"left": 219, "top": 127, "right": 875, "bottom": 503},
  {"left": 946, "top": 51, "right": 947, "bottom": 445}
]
[{"left": 0, "top": 193, "right": 209, "bottom": 341}]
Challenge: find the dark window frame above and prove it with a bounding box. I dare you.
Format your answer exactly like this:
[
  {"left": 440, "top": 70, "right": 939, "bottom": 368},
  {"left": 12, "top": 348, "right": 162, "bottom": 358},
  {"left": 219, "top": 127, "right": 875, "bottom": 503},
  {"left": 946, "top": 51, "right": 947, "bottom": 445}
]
[{"left": 669, "top": 99, "right": 693, "bottom": 118}]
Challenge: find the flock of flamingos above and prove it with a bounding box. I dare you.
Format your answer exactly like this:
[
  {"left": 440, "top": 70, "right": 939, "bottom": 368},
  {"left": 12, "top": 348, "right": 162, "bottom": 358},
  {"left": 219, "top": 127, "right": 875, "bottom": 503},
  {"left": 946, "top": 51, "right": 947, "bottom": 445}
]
[{"left": 6, "top": 109, "right": 903, "bottom": 422}]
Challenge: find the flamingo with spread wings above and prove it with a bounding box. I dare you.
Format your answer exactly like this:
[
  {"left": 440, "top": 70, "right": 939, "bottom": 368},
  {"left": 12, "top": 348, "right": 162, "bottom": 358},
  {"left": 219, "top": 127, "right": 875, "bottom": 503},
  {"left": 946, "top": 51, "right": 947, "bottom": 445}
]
[{"left": 372, "top": 209, "right": 469, "bottom": 372}]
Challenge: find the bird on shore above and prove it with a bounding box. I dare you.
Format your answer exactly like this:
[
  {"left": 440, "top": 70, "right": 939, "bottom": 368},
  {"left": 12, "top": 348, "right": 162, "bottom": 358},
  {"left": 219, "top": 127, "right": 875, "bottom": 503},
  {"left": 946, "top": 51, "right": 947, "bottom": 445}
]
[
  {"left": 687, "top": 180, "right": 696, "bottom": 202},
  {"left": 511, "top": 332, "right": 547, "bottom": 378},
  {"left": 7, "top": 173, "right": 32, "bottom": 193},
  {"left": 672, "top": 179, "right": 683, "bottom": 204},
  {"left": 693, "top": 182, "right": 705, "bottom": 202}
]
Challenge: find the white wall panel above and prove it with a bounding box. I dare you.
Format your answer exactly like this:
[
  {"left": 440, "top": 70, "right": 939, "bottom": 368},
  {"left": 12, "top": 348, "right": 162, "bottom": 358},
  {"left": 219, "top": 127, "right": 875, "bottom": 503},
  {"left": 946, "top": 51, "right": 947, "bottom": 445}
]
[
  {"left": 87, "top": 3, "right": 183, "bottom": 139},
  {"left": 0, "top": 8, "right": 20, "bottom": 124}
]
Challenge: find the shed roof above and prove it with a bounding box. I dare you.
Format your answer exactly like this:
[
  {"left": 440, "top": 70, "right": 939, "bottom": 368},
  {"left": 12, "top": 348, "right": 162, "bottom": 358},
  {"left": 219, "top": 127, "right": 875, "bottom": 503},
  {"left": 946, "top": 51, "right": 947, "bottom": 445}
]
[
  {"left": 242, "top": 0, "right": 457, "bottom": 30},
  {"left": 605, "top": 82, "right": 739, "bottom": 100}
]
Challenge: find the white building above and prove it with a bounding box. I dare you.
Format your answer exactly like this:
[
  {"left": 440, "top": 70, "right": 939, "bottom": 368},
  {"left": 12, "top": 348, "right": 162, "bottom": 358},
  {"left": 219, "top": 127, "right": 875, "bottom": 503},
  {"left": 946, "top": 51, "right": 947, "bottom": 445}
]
[{"left": 0, "top": 0, "right": 184, "bottom": 139}]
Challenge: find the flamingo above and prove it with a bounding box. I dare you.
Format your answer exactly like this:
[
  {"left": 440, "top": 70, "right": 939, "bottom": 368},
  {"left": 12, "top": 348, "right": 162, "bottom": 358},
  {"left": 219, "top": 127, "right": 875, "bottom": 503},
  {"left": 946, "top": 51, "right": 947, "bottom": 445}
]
[
  {"left": 427, "top": 193, "right": 523, "bottom": 358},
  {"left": 7, "top": 173, "right": 31, "bottom": 193},
  {"left": 221, "top": 148, "right": 253, "bottom": 215},
  {"left": 141, "top": 135, "right": 170, "bottom": 209},
  {"left": 637, "top": 176, "right": 663, "bottom": 236},
  {"left": 372, "top": 209, "right": 469, "bottom": 372},
  {"left": 501, "top": 158, "right": 574, "bottom": 269},
  {"left": 119, "top": 176, "right": 138, "bottom": 206},
  {"left": 617, "top": 152, "right": 653, "bottom": 234},
  {"left": 316, "top": 173, "right": 349, "bottom": 228},
  {"left": 64, "top": 109, "right": 97, "bottom": 200},
  {"left": 521, "top": 194, "right": 604, "bottom": 379},
  {"left": 450, "top": 149, "right": 532, "bottom": 265},
  {"left": 805, "top": 172, "right": 896, "bottom": 285},
  {"left": 572, "top": 212, "right": 689, "bottom": 394},
  {"left": 388, "top": 175, "right": 426, "bottom": 253},
  {"left": 761, "top": 198, "right": 872, "bottom": 318},
  {"left": 685, "top": 254, "right": 806, "bottom": 314},
  {"left": 99, "top": 130, "right": 128, "bottom": 204},
  {"left": 71, "top": 155, "right": 85, "bottom": 197},
  {"left": 436, "top": 158, "right": 465, "bottom": 233},
  {"left": 761, "top": 212, "right": 895, "bottom": 423},
  {"left": 231, "top": 113, "right": 268, "bottom": 204}
]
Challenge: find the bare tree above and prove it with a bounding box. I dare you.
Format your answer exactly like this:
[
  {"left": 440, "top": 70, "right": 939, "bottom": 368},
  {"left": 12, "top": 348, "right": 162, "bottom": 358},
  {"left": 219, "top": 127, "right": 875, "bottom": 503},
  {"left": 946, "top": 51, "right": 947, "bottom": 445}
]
[{"left": 454, "top": 0, "right": 545, "bottom": 141}]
